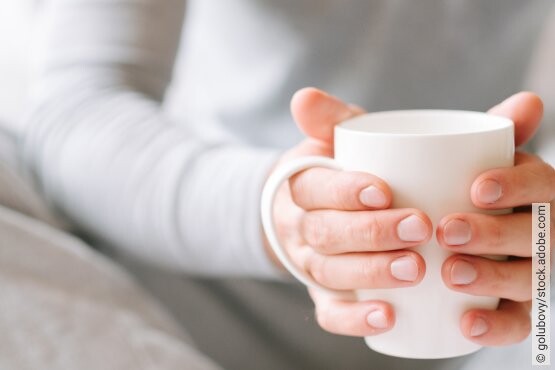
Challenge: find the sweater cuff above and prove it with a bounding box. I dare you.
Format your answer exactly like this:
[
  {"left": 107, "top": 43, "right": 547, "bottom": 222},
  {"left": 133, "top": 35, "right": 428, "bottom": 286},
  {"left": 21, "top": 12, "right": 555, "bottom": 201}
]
[
  {"left": 240, "top": 147, "right": 288, "bottom": 279},
  {"left": 177, "top": 145, "right": 288, "bottom": 278}
]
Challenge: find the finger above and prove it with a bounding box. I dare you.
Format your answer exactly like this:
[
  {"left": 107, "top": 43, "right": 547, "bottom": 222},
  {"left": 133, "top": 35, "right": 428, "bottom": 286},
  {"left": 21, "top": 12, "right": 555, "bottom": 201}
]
[
  {"left": 442, "top": 255, "right": 531, "bottom": 302},
  {"left": 302, "top": 209, "right": 432, "bottom": 254},
  {"left": 302, "top": 249, "right": 426, "bottom": 290},
  {"left": 471, "top": 152, "right": 555, "bottom": 208},
  {"left": 309, "top": 289, "right": 395, "bottom": 336},
  {"left": 460, "top": 299, "right": 531, "bottom": 346},
  {"left": 291, "top": 87, "right": 364, "bottom": 145},
  {"left": 488, "top": 91, "right": 543, "bottom": 147},
  {"left": 437, "top": 212, "right": 531, "bottom": 257},
  {"left": 290, "top": 167, "right": 392, "bottom": 210}
]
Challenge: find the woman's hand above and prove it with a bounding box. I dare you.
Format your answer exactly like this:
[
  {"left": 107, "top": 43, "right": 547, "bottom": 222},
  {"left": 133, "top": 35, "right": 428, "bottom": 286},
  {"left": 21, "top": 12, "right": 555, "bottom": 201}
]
[
  {"left": 437, "top": 92, "right": 555, "bottom": 345},
  {"left": 264, "top": 88, "right": 432, "bottom": 335},
  {"left": 265, "top": 89, "right": 553, "bottom": 345}
]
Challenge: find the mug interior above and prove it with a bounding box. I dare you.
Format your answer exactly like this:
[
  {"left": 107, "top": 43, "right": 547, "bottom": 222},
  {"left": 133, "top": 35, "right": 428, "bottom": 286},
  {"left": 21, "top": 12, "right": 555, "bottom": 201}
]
[{"left": 338, "top": 110, "right": 513, "bottom": 136}]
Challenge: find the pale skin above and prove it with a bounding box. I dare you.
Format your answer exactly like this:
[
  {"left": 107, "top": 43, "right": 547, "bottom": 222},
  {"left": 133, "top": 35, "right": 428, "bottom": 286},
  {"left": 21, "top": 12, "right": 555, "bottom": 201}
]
[{"left": 264, "top": 87, "right": 555, "bottom": 346}]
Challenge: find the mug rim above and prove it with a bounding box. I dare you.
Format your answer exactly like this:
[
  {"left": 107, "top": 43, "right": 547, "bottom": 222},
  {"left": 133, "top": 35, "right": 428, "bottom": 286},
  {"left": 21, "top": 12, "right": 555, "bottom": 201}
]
[{"left": 336, "top": 109, "right": 513, "bottom": 137}]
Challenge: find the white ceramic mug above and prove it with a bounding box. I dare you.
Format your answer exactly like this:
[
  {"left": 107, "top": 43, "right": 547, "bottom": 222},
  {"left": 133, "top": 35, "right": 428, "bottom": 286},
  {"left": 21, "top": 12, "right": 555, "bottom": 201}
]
[{"left": 261, "top": 110, "right": 514, "bottom": 359}]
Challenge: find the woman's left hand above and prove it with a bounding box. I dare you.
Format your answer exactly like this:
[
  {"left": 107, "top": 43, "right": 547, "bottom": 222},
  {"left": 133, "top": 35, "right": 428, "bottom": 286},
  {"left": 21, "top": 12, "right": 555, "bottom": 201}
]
[{"left": 437, "top": 92, "right": 555, "bottom": 345}]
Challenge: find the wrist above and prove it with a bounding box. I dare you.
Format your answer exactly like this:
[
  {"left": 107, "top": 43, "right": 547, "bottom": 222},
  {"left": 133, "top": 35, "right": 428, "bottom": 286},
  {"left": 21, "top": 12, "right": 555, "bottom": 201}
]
[{"left": 262, "top": 229, "right": 287, "bottom": 272}]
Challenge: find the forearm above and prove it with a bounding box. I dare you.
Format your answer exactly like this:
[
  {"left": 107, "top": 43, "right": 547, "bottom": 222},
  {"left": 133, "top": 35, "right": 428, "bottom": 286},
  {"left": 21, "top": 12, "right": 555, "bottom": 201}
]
[{"left": 22, "top": 0, "right": 282, "bottom": 277}]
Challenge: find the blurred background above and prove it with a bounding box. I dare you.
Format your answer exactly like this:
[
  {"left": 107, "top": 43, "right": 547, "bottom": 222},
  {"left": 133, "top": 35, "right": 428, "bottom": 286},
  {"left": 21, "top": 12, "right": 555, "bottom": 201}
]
[{"left": 0, "top": 1, "right": 35, "bottom": 133}]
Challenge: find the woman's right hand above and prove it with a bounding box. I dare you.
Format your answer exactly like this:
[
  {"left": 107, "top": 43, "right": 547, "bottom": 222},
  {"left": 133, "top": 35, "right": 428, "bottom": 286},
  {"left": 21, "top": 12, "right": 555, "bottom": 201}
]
[{"left": 263, "top": 87, "right": 432, "bottom": 336}]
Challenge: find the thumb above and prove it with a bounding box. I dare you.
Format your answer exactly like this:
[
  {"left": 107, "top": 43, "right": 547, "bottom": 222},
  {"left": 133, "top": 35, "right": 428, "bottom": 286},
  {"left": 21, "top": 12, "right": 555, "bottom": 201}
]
[
  {"left": 488, "top": 91, "right": 543, "bottom": 147},
  {"left": 290, "top": 87, "right": 365, "bottom": 147}
]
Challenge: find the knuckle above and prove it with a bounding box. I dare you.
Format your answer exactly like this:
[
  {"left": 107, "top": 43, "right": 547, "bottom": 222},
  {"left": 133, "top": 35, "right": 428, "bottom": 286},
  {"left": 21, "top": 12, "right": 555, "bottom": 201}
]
[
  {"left": 344, "top": 221, "right": 357, "bottom": 240},
  {"left": 489, "top": 261, "right": 509, "bottom": 292},
  {"left": 345, "top": 213, "right": 383, "bottom": 249},
  {"left": 357, "top": 258, "right": 379, "bottom": 286},
  {"left": 366, "top": 214, "right": 385, "bottom": 249},
  {"left": 486, "top": 218, "right": 504, "bottom": 251},
  {"left": 302, "top": 214, "right": 332, "bottom": 253},
  {"left": 306, "top": 254, "right": 329, "bottom": 286},
  {"left": 331, "top": 176, "right": 357, "bottom": 209}
]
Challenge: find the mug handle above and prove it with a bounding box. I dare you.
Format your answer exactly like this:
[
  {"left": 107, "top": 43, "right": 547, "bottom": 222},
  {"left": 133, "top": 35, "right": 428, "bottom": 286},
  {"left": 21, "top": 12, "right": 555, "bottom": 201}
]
[{"left": 261, "top": 156, "right": 349, "bottom": 296}]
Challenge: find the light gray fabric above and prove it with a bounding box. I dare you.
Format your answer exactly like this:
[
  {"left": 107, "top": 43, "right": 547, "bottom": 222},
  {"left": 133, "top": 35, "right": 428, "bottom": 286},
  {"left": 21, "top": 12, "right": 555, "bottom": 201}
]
[
  {"left": 0, "top": 130, "right": 222, "bottom": 370},
  {"left": 22, "top": 0, "right": 280, "bottom": 278},
  {"left": 0, "top": 129, "right": 67, "bottom": 229},
  {"left": 21, "top": 0, "right": 555, "bottom": 280},
  {"left": 14, "top": 1, "right": 555, "bottom": 369}
]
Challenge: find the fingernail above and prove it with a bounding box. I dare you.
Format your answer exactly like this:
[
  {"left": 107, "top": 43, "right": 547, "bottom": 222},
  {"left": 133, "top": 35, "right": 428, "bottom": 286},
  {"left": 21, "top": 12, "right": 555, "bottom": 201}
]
[
  {"left": 390, "top": 256, "right": 419, "bottom": 282},
  {"left": 397, "top": 215, "right": 428, "bottom": 242},
  {"left": 359, "top": 185, "right": 387, "bottom": 208},
  {"left": 443, "top": 219, "right": 472, "bottom": 246},
  {"left": 470, "top": 317, "right": 489, "bottom": 337},
  {"left": 367, "top": 310, "right": 388, "bottom": 329},
  {"left": 451, "top": 260, "right": 477, "bottom": 285},
  {"left": 477, "top": 179, "right": 503, "bottom": 204}
]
